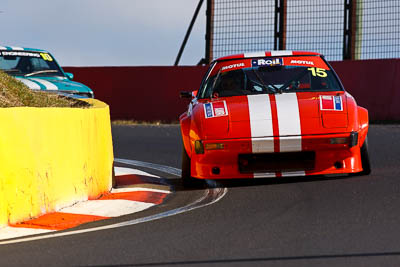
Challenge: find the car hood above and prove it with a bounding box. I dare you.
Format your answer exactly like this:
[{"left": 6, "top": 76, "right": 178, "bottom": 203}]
[
  {"left": 15, "top": 76, "right": 92, "bottom": 94},
  {"left": 200, "top": 92, "right": 350, "bottom": 139}
]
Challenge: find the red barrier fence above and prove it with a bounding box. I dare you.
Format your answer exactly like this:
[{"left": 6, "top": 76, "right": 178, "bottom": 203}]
[
  {"left": 64, "top": 59, "right": 400, "bottom": 122},
  {"left": 330, "top": 59, "right": 400, "bottom": 121},
  {"left": 63, "top": 66, "right": 208, "bottom": 122}
]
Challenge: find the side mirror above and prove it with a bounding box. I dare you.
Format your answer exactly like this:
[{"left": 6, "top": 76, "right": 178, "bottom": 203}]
[
  {"left": 180, "top": 91, "right": 193, "bottom": 99},
  {"left": 65, "top": 72, "right": 74, "bottom": 80}
]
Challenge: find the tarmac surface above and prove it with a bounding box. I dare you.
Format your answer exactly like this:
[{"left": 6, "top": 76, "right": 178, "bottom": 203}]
[{"left": 0, "top": 124, "right": 399, "bottom": 267}]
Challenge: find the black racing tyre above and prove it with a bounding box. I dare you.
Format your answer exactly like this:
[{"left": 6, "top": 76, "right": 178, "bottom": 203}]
[
  {"left": 358, "top": 136, "right": 371, "bottom": 175},
  {"left": 181, "top": 147, "right": 201, "bottom": 188}
]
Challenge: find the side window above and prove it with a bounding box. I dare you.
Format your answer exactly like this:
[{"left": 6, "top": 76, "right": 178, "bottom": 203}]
[
  {"left": 198, "top": 62, "right": 217, "bottom": 99},
  {"left": 199, "top": 76, "right": 217, "bottom": 99},
  {"left": 0, "top": 56, "right": 19, "bottom": 70}
]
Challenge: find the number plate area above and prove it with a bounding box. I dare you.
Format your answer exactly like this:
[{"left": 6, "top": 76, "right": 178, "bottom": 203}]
[{"left": 238, "top": 151, "right": 315, "bottom": 173}]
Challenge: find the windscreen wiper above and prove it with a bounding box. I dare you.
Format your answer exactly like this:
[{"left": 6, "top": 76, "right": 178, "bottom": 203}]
[
  {"left": 251, "top": 69, "right": 279, "bottom": 94},
  {"left": 24, "top": 70, "right": 59, "bottom": 77},
  {"left": 278, "top": 69, "right": 309, "bottom": 92}
]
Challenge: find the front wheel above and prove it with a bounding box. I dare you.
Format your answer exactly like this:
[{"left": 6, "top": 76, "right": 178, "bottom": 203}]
[
  {"left": 357, "top": 136, "right": 371, "bottom": 175},
  {"left": 181, "top": 147, "right": 201, "bottom": 188}
]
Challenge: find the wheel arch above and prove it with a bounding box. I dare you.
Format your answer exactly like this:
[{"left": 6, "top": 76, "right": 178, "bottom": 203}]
[
  {"left": 358, "top": 106, "right": 369, "bottom": 146},
  {"left": 180, "top": 113, "right": 192, "bottom": 158}
]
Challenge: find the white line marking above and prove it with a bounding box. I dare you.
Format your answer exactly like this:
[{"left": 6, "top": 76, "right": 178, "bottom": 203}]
[
  {"left": 114, "top": 166, "right": 160, "bottom": 178},
  {"left": 0, "top": 159, "right": 227, "bottom": 245},
  {"left": 60, "top": 200, "right": 155, "bottom": 217},
  {"left": 114, "top": 158, "right": 181, "bottom": 177},
  {"left": 111, "top": 187, "right": 170, "bottom": 194},
  {"left": 0, "top": 227, "right": 54, "bottom": 240},
  {"left": 0, "top": 187, "right": 226, "bottom": 245}
]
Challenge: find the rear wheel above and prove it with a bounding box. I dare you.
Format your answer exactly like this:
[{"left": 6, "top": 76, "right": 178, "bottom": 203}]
[
  {"left": 358, "top": 136, "right": 371, "bottom": 175},
  {"left": 181, "top": 147, "right": 201, "bottom": 188}
]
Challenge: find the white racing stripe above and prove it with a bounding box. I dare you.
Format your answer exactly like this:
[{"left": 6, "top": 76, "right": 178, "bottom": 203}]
[
  {"left": 275, "top": 93, "right": 302, "bottom": 152},
  {"left": 244, "top": 51, "right": 267, "bottom": 58},
  {"left": 247, "top": 95, "right": 274, "bottom": 152},
  {"left": 253, "top": 172, "right": 276, "bottom": 178},
  {"left": 282, "top": 171, "right": 306, "bottom": 177},
  {"left": 16, "top": 78, "right": 41, "bottom": 90},
  {"left": 254, "top": 171, "right": 306, "bottom": 178},
  {"left": 248, "top": 93, "right": 304, "bottom": 178},
  {"left": 30, "top": 78, "right": 58, "bottom": 90},
  {"left": 271, "top": 50, "right": 293, "bottom": 56},
  {"left": 251, "top": 137, "right": 274, "bottom": 153}
]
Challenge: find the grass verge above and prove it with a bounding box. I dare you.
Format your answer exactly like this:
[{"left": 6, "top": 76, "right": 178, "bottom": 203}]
[{"left": 0, "top": 71, "right": 90, "bottom": 108}]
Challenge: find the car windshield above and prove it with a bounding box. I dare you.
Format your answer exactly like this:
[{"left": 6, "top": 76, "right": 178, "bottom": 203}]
[
  {"left": 0, "top": 51, "right": 64, "bottom": 77},
  {"left": 198, "top": 57, "right": 343, "bottom": 99}
]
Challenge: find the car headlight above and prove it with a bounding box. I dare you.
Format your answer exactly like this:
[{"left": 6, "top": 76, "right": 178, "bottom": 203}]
[
  {"left": 194, "top": 140, "right": 204, "bottom": 154},
  {"left": 329, "top": 132, "right": 358, "bottom": 147}
]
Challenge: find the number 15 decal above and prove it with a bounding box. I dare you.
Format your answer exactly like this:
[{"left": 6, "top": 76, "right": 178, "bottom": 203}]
[{"left": 308, "top": 67, "right": 327, "bottom": 77}]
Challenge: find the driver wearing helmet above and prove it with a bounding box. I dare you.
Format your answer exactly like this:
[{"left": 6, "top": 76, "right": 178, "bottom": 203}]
[{"left": 213, "top": 70, "right": 247, "bottom": 97}]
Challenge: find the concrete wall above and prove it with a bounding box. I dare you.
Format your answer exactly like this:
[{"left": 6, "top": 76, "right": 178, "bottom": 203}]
[
  {"left": 64, "top": 59, "right": 400, "bottom": 121},
  {"left": 0, "top": 99, "right": 114, "bottom": 226}
]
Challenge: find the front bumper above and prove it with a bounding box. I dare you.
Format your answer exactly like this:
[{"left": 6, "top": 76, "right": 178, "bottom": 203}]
[{"left": 190, "top": 133, "right": 363, "bottom": 179}]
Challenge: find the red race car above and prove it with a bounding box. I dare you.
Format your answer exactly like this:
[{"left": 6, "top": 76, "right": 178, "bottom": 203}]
[{"left": 179, "top": 51, "right": 370, "bottom": 187}]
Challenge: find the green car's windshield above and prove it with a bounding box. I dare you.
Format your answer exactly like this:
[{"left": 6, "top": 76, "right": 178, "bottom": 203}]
[
  {"left": 199, "top": 65, "right": 343, "bottom": 99},
  {"left": 0, "top": 51, "right": 64, "bottom": 77}
]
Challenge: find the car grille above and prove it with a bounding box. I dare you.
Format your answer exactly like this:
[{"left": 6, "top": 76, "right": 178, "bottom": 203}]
[{"left": 238, "top": 151, "right": 315, "bottom": 173}]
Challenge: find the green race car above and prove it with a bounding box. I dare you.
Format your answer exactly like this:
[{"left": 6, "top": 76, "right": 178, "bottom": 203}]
[{"left": 0, "top": 46, "right": 93, "bottom": 98}]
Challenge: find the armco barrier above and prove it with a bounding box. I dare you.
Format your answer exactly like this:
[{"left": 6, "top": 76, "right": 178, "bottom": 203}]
[
  {"left": 0, "top": 99, "right": 114, "bottom": 226},
  {"left": 64, "top": 59, "right": 400, "bottom": 121}
]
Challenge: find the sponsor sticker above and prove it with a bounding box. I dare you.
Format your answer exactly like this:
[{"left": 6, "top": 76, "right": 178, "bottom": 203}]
[
  {"left": 221, "top": 62, "right": 245, "bottom": 71},
  {"left": 320, "top": 95, "right": 343, "bottom": 111},
  {"left": 0, "top": 51, "right": 41, "bottom": 58},
  {"left": 289, "top": 59, "right": 315, "bottom": 66},
  {"left": 204, "top": 101, "right": 228, "bottom": 118},
  {"left": 251, "top": 58, "right": 283, "bottom": 67}
]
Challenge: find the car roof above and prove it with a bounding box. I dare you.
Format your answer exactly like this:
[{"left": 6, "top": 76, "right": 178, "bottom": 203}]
[
  {"left": 0, "top": 45, "right": 48, "bottom": 53},
  {"left": 214, "top": 51, "right": 322, "bottom": 62}
]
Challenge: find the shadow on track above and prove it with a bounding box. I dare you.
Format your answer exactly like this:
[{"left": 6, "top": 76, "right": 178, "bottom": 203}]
[
  {"left": 78, "top": 250, "right": 400, "bottom": 266},
  {"left": 170, "top": 173, "right": 364, "bottom": 192}
]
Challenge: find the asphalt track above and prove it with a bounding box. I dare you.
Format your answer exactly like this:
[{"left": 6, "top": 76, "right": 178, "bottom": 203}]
[{"left": 0, "top": 124, "right": 399, "bottom": 267}]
